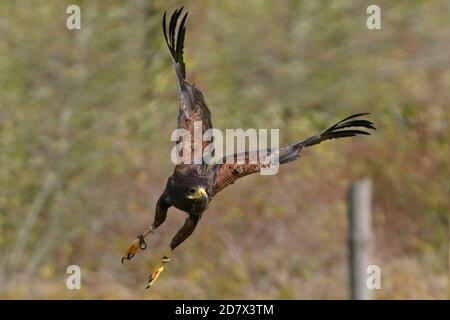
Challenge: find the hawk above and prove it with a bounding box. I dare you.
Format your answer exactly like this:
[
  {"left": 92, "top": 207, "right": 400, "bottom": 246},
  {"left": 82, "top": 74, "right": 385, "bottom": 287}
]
[{"left": 122, "top": 8, "right": 375, "bottom": 288}]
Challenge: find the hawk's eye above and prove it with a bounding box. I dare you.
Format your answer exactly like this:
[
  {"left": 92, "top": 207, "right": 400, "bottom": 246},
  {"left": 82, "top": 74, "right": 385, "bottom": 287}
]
[{"left": 187, "top": 188, "right": 196, "bottom": 194}]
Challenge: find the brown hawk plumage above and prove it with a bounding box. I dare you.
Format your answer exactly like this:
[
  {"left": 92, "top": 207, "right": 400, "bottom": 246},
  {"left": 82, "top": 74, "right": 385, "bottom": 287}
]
[{"left": 122, "top": 7, "right": 375, "bottom": 288}]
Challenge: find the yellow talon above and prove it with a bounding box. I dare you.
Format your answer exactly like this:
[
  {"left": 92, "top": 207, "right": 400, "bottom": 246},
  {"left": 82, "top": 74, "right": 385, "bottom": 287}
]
[
  {"left": 146, "top": 265, "right": 165, "bottom": 289},
  {"left": 122, "top": 234, "right": 147, "bottom": 264},
  {"left": 121, "top": 237, "right": 142, "bottom": 264}
]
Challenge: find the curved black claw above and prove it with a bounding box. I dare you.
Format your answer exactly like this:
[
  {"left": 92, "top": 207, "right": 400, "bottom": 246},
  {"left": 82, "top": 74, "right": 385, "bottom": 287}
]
[{"left": 121, "top": 252, "right": 135, "bottom": 264}]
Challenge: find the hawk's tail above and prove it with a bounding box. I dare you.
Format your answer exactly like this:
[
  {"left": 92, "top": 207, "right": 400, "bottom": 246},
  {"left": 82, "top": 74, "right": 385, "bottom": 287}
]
[
  {"left": 163, "top": 8, "right": 188, "bottom": 91},
  {"left": 279, "top": 113, "right": 375, "bottom": 164}
]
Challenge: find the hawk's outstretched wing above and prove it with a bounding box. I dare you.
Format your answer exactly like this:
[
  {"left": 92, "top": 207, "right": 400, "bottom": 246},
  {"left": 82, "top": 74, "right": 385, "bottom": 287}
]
[
  {"left": 213, "top": 113, "right": 375, "bottom": 194},
  {"left": 213, "top": 150, "right": 273, "bottom": 194},
  {"left": 163, "top": 8, "right": 213, "bottom": 164}
]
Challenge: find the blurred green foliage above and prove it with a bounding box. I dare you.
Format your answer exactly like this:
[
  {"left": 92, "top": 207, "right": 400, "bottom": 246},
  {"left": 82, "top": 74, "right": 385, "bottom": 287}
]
[{"left": 0, "top": 0, "right": 448, "bottom": 298}]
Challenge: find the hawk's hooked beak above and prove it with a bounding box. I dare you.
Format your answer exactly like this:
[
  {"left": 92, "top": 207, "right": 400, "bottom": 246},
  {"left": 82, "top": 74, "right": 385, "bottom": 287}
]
[{"left": 191, "top": 187, "right": 208, "bottom": 200}]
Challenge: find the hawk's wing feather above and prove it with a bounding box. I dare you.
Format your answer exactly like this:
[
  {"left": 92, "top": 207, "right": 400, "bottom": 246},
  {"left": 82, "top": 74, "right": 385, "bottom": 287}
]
[
  {"left": 213, "top": 113, "right": 375, "bottom": 194},
  {"left": 163, "top": 8, "right": 213, "bottom": 164},
  {"left": 213, "top": 151, "right": 269, "bottom": 194}
]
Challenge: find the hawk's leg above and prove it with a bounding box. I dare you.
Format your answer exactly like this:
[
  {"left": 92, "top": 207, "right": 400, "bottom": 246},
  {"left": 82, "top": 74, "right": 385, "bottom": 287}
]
[
  {"left": 121, "top": 194, "right": 171, "bottom": 264},
  {"left": 146, "top": 213, "right": 201, "bottom": 288}
]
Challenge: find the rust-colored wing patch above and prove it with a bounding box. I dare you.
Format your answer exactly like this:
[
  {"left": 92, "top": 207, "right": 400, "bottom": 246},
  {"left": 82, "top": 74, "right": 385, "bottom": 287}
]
[{"left": 213, "top": 150, "right": 275, "bottom": 194}]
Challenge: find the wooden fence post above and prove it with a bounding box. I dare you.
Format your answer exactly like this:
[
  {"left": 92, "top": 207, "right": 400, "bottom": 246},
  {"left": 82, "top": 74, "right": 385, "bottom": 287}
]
[{"left": 348, "top": 178, "right": 373, "bottom": 300}]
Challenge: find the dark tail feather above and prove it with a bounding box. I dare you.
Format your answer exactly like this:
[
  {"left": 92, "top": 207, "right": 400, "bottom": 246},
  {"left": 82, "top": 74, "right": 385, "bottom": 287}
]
[
  {"left": 279, "top": 113, "right": 375, "bottom": 164},
  {"left": 163, "top": 8, "right": 188, "bottom": 89}
]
